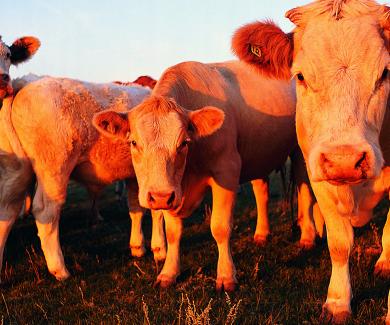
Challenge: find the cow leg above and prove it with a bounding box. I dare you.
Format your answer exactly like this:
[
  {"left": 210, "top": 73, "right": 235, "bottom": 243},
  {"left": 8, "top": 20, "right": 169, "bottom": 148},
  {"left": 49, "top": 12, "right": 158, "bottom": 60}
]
[
  {"left": 0, "top": 214, "right": 17, "bottom": 281},
  {"left": 210, "top": 179, "right": 237, "bottom": 292},
  {"left": 375, "top": 199, "right": 390, "bottom": 276},
  {"left": 33, "top": 177, "right": 70, "bottom": 281},
  {"left": 313, "top": 185, "right": 353, "bottom": 323},
  {"left": 155, "top": 211, "right": 182, "bottom": 288},
  {"left": 292, "top": 149, "right": 317, "bottom": 249},
  {"left": 127, "top": 180, "right": 146, "bottom": 258},
  {"left": 151, "top": 210, "right": 166, "bottom": 261},
  {"left": 251, "top": 178, "right": 269, "bottom": 246}
]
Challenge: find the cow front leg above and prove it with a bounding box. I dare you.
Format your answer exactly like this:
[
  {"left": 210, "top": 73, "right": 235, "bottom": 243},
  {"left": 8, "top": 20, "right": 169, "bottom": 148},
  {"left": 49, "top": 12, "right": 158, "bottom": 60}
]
[
  {"left": 127, "top": 180, "right": 146, "bottom": 258},
  {"left": 33, "top": 181, "right": 70, "bottom": 281},
  {"left": 155, "top": 211, "right": 182, "bottom": 288},
  {"left": 251, "top": 178, "right": 269, "bottom": 246},
  {"left": 315, "top": 186, "right": 354, "bottom": 323},
  {"left": 151, "top": 210, "right": 166, "bottom": 261},
  {"left": 375, "top": 200, "right": 390, "bottom": 277},
  {"left": 292, "top": 149, "right": 317, "bottom": 249},
  {"left": 210, "top": 179, "right": 237, "bottom": 292}
]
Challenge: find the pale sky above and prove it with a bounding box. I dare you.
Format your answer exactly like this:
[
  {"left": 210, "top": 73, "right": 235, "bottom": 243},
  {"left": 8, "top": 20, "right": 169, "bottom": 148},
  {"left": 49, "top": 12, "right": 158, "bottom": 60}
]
[{"left": 2, "top": 1, "right": 386, "bottom": 83}]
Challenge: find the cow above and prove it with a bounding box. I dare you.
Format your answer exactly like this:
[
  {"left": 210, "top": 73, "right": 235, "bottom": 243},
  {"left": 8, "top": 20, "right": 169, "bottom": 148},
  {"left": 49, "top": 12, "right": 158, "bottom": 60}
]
[
  {"left": 0, "top": 36, "right": 40, "bottom": 100},
  {"left": 93, "top": 59, "right": 320, "bottom": 291},
  {"left": 0, "top": 77, "right": 166, "bottom": 282},
  {"left": 113, "top": 75, "right": 157, "bottom": 90},
  {"left": 231, "top": 0, "right": 390, "bottom": 322}
]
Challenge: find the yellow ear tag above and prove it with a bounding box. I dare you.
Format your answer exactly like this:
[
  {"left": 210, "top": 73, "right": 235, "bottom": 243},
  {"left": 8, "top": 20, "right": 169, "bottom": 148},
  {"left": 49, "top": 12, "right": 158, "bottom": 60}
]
[{"left": 250, "top": 44, "right": 262, "bottom": 58}]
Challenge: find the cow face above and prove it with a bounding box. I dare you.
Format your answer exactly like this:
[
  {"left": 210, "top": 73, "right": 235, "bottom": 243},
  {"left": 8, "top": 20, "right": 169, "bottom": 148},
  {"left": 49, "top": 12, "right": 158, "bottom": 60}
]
[
  {"left": 232, "top": 1, "right": 390, "bottom": 185},
  {"left": 0, "top": 36, "right": 40, "bottom": 99},
  {"left": 92, "top": 95, "right": 224, "bottom": 210}
]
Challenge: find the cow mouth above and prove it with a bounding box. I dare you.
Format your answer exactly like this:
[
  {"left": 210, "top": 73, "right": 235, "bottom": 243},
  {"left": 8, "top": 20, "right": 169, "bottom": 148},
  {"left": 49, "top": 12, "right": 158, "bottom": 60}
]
[{"left": 326, "top": 178, "right": 367, "bottom": 186}]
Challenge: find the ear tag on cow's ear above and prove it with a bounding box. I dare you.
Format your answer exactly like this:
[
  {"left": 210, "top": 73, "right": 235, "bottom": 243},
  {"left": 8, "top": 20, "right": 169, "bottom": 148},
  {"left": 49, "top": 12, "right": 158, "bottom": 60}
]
[{"left": 250, "top": 44, "right": 262, "bottom": 58}]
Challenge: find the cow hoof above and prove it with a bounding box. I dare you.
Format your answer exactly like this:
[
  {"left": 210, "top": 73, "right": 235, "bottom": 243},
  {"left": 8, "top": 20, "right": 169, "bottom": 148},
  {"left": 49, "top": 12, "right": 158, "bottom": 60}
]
[
  {"left": 299, "top": 239, "right": 315, "bottom": 250},
  {"left": 152, "top": 247, "right": 166, "bottom": 261},
  {"left": 321, "top": 303, "right": 351, "bottom": 324},
  {"left": 130, "top": 245, "right": 146, "bottom": 258},
  {"left": 154, "top": 274, "right": 176, "bottom": 289},
  {"left": 51, "top": 268, "right": 71, "bottom": 281},
  {"left": 374, "top": 260, "right": 390, "bottom": 278},
  {"left": 216, "top": 277, "right": 237, "bottom": 292},
  {"left": 253, "top": 234, "right": 268, "bottom": 247}
]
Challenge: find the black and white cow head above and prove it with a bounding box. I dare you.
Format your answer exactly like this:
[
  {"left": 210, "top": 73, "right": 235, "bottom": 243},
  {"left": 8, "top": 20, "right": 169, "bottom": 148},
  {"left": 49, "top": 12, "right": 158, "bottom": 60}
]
[{"left": 0, "top": 36, "right": 40, "bottom": 99}]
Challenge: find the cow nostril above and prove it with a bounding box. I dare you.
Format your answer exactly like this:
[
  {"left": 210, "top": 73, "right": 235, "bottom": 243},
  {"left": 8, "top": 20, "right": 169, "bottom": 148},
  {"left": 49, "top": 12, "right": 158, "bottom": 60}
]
[
  {"left": 167, "top": 192, "right": 175, "bottom": 205},
  {"left": 2, "top": 74, "right": 9, "bottom": 83},
  {"left": 148, "top": 192, "right": 155, "bottom": 203},
  {"left": 354, "top": 152, "right": 367, "bottom": 170}
]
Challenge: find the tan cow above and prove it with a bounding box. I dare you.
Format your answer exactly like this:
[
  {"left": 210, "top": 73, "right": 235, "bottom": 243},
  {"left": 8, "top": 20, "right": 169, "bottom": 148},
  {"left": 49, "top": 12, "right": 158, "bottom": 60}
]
[
  {"left": 93, "top": 60, "right": 319, "bottom": 291},
  {"left": 0, "top": 77, "right": 167, "bottom": 281},
  {"left": 232, "top": 0, "right": 390, "bottom": 322},
  {"left": 0, "top": 35, "right": 40, "bottom": 99}
]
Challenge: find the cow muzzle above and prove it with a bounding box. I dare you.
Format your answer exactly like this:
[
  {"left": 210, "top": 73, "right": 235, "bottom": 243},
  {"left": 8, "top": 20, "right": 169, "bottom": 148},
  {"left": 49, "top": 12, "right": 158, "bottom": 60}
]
[
  {"left": 0, "top": 74, "right": 13, "bottom": 99},
  {"left": 147, "top": 190, "right": 177, "bottom": 210},
  {"left": 311, "top": 144, "right": 379, "bottom": 185}
]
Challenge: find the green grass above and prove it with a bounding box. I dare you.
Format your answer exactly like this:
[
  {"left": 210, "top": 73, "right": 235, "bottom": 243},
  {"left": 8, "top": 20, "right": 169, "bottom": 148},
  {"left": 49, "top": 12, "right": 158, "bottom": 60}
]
[{"left": 0, "top": 175, "right": 388, "bottom": 324}]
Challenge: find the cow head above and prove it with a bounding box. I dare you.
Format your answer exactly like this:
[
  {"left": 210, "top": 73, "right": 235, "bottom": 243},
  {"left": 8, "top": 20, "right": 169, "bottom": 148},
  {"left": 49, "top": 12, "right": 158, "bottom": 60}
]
[
  {"left": 0, "top": 36, "right": 40, "bottom": 99},
  {"left": 232, "top": 1, "right": 390, "bottom": 185},
  {"left": 92, "top": 95, "right": 224, "bottom": 210}
]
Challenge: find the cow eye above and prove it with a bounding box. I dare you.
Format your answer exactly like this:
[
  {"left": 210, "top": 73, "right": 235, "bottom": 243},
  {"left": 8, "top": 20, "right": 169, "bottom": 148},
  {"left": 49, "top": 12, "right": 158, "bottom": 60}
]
[
  {"left": 131, "top": 140, "right": 137, "bottom": 147},
  {"left": 178, "top": 139, "right": 190, "bottom": 150},
  {"left": 296, "top": 73, "right": 305, "bottom": 81},
  {"left": 381, "top": 68, "right": 388, "bottom": 81}
]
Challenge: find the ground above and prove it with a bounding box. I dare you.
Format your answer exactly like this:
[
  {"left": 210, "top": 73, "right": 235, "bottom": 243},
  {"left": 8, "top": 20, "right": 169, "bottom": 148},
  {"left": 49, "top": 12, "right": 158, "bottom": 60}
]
[{"left": 0, "top": 174, "right": 388, "bottom": 324}]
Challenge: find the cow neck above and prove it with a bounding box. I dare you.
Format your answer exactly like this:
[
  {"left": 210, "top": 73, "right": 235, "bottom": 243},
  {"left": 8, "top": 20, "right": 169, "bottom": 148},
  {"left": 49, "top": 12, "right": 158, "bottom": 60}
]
[{"left": 0, "top": 96, "right": 28, "bottom": 159}]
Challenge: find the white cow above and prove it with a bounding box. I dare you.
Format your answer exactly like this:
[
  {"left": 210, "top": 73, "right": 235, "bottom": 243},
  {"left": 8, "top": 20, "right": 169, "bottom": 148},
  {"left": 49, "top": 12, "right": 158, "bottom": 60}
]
[
  {"left": 93, "top": 60, "right": 319, "bottom": 291},
  {"left": 0, "top": 77, "right": 166, "bottom": 281},
  {"left": 232, "top": 0, "right": 389, "bottom": 323}
]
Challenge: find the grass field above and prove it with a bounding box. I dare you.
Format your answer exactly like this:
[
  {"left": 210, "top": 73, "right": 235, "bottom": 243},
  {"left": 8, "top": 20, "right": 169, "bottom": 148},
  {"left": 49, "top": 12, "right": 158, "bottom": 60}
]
[{"left": 0, "top": 175, "right": 388, "bottom": 324}]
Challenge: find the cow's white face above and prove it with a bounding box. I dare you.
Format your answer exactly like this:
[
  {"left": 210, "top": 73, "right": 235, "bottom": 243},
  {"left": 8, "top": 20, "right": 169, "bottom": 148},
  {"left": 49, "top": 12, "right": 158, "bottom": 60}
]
[
  {"left": 92, "top": 95, "right": 224, "bottom": 210},
  {"left": 0, "top": 36, "right": 40, "bottom": 99},
  {"left": 231, "top": 2, "right": 390, "bottom": 186},
  {"left": 292, "top": 13, "right": 389, "bottom": 185}
]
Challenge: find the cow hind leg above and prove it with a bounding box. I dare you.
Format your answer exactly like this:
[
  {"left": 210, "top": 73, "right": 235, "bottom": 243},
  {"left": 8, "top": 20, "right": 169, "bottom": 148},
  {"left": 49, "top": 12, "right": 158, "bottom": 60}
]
[
  {"left": 33, "top": 177, "right": 70, "bottom": 281},
  {"left": 0, "top": 214, "right": 18, "bottom": 281},
  {"left": 151, "top": 210, "right": 166, "bottom": 261},
  {"left": 251, "top": 178, "right": 269, "bottom": 246},
  {"left": 374, "top": 202, "right": 390, "bottom": 277}
]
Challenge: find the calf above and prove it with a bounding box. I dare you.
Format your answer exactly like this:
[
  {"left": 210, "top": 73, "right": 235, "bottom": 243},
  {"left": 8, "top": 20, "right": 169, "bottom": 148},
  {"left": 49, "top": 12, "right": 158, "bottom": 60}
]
[
  {"left": 0, "top": 77, "right": 165, "bottom": 281},
  {"left": 231, "top": 0, "right": 390, "bottom": 322},
  {"left": 93, "top": 60, "right": 318, "bottom": 290}
]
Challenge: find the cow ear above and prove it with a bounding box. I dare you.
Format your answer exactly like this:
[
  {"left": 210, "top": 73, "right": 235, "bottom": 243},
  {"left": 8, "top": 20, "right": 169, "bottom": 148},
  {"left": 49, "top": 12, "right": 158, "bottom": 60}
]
[
  {"left": 231, "top": 21, "right": 293, "bottom": 80},
  {"left": 93, "top": 110, "right": 129, "bottom": 139},
  {"left": 188, "top": 106, "right": 225, "bottom": 138},
  {"left": 10, "top": 36, "right": 41, "bottom": 65}
]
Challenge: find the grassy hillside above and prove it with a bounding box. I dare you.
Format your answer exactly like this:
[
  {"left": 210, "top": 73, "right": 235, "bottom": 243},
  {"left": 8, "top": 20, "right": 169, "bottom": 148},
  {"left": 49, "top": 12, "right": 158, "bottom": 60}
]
[{"left": 0, "top": 175, "right": 388, "bottom": 324}]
